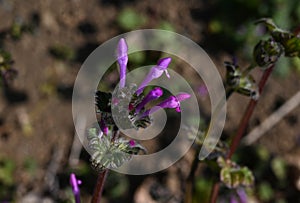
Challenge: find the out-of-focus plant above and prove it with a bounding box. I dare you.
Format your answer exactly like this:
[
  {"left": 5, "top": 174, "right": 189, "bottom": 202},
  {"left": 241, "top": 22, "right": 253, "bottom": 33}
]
[
  {"left": 184, "top": 18, "right": 300, "bottom": 203},
  {"left": 69, "top": 17, "right": 300, "bottom": 203},
  {"left": 0, "top": 50, "right": 16, "bottom": 87},
  {"left": 117, "top": 8, "right": 147, "bottom": 30},
  {"left": 0, "top": 157, "right": 15, "bottom": 186},
  {"left": 49, "top": 44, "right": 75, "bottom": 61}
]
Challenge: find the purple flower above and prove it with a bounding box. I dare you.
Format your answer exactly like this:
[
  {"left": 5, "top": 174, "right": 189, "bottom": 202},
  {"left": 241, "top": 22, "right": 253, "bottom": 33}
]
[
  {"left": 197, "top": 85, "right": 208, "bottom": 97},
  {"left": 230, "top": 196, "right": 239, "bottom": 203},
  {"left": 129, "top": 139, "right": 136, "bottom": 147},
  {"left": 140, "top": 93, "right": 190, "bottom": 118},
  {"left": 70, "top": 173, "right": 82, "bottom": 203},
  {"left": 100, "top": 119, "right": 108, "bottom": 135},
  {"left": 135, "top": 87, "right": 163, "bottom": 113},
  {"left": 158, "top": 95, "right": 181, "bottom": 112},
  {"left": 117, "top": 38, "right": 128, "bottom": 88},
  {"left": 136, "top": 57, "right": 171, "bottom": 95},
  {"left": 175, "top": 93, "right": 191, "bottom": 102},
  {"left": 236, "top": 188, "right": 247, "bottom": 203}
]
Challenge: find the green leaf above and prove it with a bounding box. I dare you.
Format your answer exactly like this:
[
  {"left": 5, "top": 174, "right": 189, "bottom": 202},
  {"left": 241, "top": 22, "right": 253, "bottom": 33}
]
[{"left": 87, "top": 128, "right": 146, "bottom": 171}]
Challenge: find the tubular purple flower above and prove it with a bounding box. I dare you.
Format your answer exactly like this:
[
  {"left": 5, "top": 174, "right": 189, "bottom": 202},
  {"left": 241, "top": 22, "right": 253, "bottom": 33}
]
[
  {"left": 70, "top": 173, "right": 82, "bottom": 203},
  {"left": 175, "top": 93, "right": 191, "bottom": 102},
  {"left": 140, "top": 92, "right": 190, "bottom": 118},
  {"left": 129, "top": 139, "right": 136, "bottom": 147},
  {"left": 230, "top": 196, "right": 239, "bottom": 203},
  {"left": 174, "top": 93, "right": 191, "bottom": 112},
  {"left": 100, "top": 119, "right": 108, "bottom": 135},
  {"left": 135, "top": 87, "right": 163, "bottom": 113},
  {"left": 198, "top": 85, "right": 208, "bottom": 97},
  {"left": 136, "top": 57, "right": 171, "bottom": 95},
  {"left": 237, "top": 188, "right": 247, "bottom": 203},
  {"left": 117, "top": 38, "right": 128, "bottom": 88},
  {"left": 158, "top": 95, "right": 180, "bottom": 110}
]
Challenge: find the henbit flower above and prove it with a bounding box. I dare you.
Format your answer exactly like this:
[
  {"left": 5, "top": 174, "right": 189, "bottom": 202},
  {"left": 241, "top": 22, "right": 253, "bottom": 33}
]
[
  {"left": 117, "top": 38, "right": 128, "bottom": 88},
  {"left": 197, "top": 85, "right": 208, "bottom": 97},
  {"left": 136, "top": 57, "right": 171, "bottom": 95},
  {"left": 236, "top": 188, "right": 247, "bottom": 203},
  {"left": 100, "top": 119, "right": 108, "bottom": 135},
  {"left": 129, "top": 139, "right": 136, "bottom": 147},
  {"left": 135, "top": 87, "right": 163, "bottom": 113},
  {"left": 175, "top": 93, "right": 191, "bottom": 102},
  {"left": 230, "top": 196, "right": 239, "bottom": 203},
  {"left": 70, "top": 173, "right": 82, "bottom": 203},
  {"left": 140, "top": 93, "right": 190, "bottom": 118}
]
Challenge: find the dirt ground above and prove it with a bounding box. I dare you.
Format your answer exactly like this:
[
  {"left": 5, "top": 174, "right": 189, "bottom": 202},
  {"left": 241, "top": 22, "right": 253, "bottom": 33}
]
[{"left": 0, "top": 0, "right": 300, "bottom": 202}]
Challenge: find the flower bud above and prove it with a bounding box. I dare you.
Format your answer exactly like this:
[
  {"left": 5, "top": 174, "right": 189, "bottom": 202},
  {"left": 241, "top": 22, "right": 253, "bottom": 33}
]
[
  {"left": 117, "top": 38, "right": 128, "bottom": 88},
  {"left": 253, "top": 39, "right": 283, "bottom": 68}
]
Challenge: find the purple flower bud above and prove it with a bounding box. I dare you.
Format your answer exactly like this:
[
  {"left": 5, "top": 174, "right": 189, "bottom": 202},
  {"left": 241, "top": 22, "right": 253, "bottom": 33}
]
[
  {"left": 70, "top": 173, "right": 82, "bottom": 203},
  {"left": 100, "top": 119, "right": 108, "bottom": 135},
  {"left": 139, "top": 92, "right": 190, "bottom": 118},
  {"left": 129, "top": 139, "right": 136, "bottom": 147},
  {"left": 230, "top": 196, "right": 238, "bottom": 203},
  {"left": 198, "top": 85, "right": 208, "bottom": 97},
  {"left": 136, "top": 57, "right": 171, "bottom": 95},
  {"left": 117, "top": 38, "right": 128, "bottom": 88},
  {"left": 135, "top": 87, "right": 163, "bottom": 113},
  {"left": 237, "top": 188, "right": 247, "bottom": 203}
]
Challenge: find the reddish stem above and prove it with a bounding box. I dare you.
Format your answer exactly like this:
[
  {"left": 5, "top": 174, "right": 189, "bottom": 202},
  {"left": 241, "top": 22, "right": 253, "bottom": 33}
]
[
  {"left": 91, "top": 170, "right": 108, "bottom": 203},
  {"left": 209, "top": 64, "right": 275, "bottom": 203},
  {"left": 91, "top": 129, "right": 118, "bottom": 203},
  {"left": 227, "top": 64, "right": 274, "bottom": 159},
  {"left": 210, "top": 182, "right": 220, "bottom": 203}
]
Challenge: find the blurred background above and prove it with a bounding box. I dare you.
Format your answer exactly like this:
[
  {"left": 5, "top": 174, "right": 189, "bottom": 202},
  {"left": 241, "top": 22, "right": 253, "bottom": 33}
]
[{"left": 0, "top": 0, "right": 300, "bottom": 202}]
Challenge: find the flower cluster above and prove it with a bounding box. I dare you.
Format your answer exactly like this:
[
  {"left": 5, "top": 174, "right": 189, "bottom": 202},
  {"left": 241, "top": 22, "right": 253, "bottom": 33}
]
[
  {"left": 89, "top": 38, "right": 190, "bottom": 171},
  {"left": 96, "top": 38, "right": 190, "bottom": 132}
]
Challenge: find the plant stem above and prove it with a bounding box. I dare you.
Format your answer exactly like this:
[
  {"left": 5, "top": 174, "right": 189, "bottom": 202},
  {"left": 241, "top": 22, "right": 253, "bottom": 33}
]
[
  {"left": 227, "top": 64, "right": 275, "bottom": 159},
  {"left": 209, "top": 182, "right": 220, "bottom": 203},
  {"left": 185, "top": 89, "right": 232, "bottom": 203},
  {"left": 209, "top": 64, "right": 275, "bottom": 203},
  {"left": 184, "top": 147, "right": 201, "bottom": 203},
  {"left": 91, "top": 129, "right": 119, "bottom": 203},
  {"left": 91, "top": 170, "right": 108, "bottom": 203}
]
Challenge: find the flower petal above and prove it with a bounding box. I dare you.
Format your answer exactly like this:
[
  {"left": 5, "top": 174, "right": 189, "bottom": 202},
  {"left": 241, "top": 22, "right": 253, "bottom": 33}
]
[
  {"left": 136, "top": 57, "right": 172, "bottom": 95},
  {"left": 117, "top": 38, "right": 128, "bottom": 88}
]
